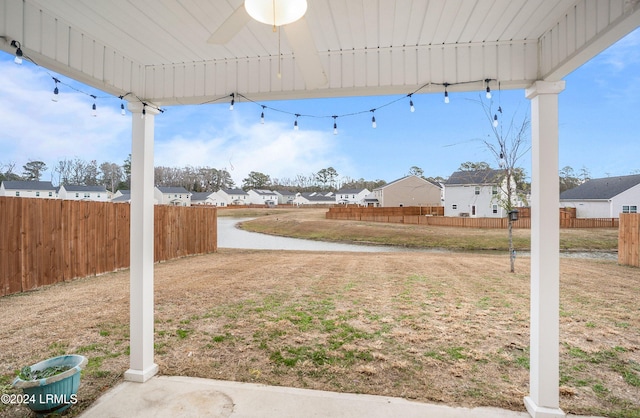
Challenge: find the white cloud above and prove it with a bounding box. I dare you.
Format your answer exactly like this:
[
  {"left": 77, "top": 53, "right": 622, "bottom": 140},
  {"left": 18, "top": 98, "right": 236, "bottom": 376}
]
[
  {"left": 154, "top": 114, "right": 353, "bottom": 186},
  {"left": 0, "top": 60, "right": 131, "bottom": 179}
]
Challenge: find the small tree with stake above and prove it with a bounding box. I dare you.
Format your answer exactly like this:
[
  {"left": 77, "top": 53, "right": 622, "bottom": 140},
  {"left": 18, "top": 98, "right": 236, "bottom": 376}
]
[{"left": 479, "top": 99, "right": 530, "bottom": 273}]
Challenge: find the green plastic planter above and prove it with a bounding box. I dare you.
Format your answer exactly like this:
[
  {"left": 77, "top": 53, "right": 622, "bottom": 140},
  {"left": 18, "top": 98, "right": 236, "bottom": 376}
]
[{"left": 12, "top": 354, "right": 88, "bottom": 417}]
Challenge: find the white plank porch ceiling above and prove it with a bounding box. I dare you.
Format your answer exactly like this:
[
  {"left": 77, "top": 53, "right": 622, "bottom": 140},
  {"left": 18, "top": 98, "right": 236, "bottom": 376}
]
[{"left": 1, "top": 0, "right": 639, "bottom": 105}]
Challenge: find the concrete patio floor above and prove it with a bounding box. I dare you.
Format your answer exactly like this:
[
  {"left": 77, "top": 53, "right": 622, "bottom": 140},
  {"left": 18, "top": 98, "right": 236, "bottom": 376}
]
[{"left": 79, "top": 376, "right": 604, "bottom": 418}]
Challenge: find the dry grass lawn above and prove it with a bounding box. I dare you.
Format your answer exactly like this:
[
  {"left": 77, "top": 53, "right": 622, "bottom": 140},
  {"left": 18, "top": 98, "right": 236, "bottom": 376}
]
[{"left": 1, "top": 245, "right": 638, "bottom": 417}]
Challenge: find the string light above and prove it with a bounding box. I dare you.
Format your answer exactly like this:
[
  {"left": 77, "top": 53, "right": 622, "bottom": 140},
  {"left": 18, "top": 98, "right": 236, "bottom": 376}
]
[
  {"left": 51, "top": 78, "right": 60, "bottom": 102},
  {"left": 229, "top": 93, "right": 235, "bottom": 110},
  {"left": 444, "top": 83, "right": 450, "bottom": 104},
  {"left": 408, "top": 94, "right": 415, "bottom": 112},
  {"left": 332, "top": 116, "right": 338, "bottom": 135},
  {"left": 260, "top": 105, "right": 266, "bottom": 124},
  {"left": 10, "top": 40, "right": 23, "bottom": 64},
  {"left": 485, "top": 79, "right": 492, "bottom": 99},
  {"left": 370, "top": 109, "right": 377, "bottom": 128},
  {"left": 493, "top": 114, "right": 498, "bottom": 127},
  {"left": 120, "top": 102, "right": 126, "bottom": 115},
  {"left": 294, "top": 114, "right": 300, "bottom": 130},
  {"left": 141, "top": 104, "right": 146, "bottom": 119}
]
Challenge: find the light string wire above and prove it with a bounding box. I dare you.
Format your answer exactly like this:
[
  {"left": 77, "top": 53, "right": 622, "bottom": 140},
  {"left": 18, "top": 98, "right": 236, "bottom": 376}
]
[
  {"left": 5, "top": 38, "right": 164, "bottom": 114},
  {"left": 7, "top": 38, "right": 499, "bottom": 126},
  {"left": 233, "top": 78, "right": 498, "bottom": 130}
]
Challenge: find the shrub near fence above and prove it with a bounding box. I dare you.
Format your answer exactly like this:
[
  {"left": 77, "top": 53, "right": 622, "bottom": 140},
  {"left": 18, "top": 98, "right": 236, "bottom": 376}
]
[{"left": 0, "top": 197, "right": 217, "bottom": 297}]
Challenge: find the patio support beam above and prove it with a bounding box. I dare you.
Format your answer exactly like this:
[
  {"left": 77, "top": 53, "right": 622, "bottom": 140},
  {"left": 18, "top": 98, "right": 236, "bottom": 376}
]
[
  {"left": 124, "top": 102, "right": 160, "bottom": 383},
  {"left": 524, "top": 80, "right": 566, "bottom": 418}
]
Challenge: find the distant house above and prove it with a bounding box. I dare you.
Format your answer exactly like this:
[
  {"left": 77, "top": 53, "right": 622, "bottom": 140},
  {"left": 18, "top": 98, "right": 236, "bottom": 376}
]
[
  {"left": 111, "top": 190, "right": 131, "bottom": 203},
  {"left": 274, "top": 190, "right": 296, "bottom": 205},
  {"left": 58, "top": 184, "right": 109, "bottom": 201},
  {"left": 154, "top": 186, "right": 191, "bottom": 206},
  {"left": 218, "top": 188, "right": 249, "bottom": 206},
  {"left": 560, "top": 174, "right": 640, "bottom": 218},
  {"left": 0, "top": 180, "right": 57, "bottom": 198},
  {"left": 190, "top": 191, "right": 220, "bottom": 206},
  {"left": 371, "top": 175, "right": 441, "bottom": 208},
  {"left": 444, "top": 169, "right": 515, "bottom": 218},
  {"left": 293, "top": 192, "right": 335, "bottom": 206},
  {"left": 248, "top": 189, "right": 278, "bottom": 206},
  {"left": 335, "top": 188, "right": 370, "bottom": 206}
]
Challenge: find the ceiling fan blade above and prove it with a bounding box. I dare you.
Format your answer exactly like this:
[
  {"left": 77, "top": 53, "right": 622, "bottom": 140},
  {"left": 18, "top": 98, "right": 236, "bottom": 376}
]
[
  {"left": 207, "top": 6, "right": 251, "bottom": 44},
  {"left": 283, "top": 17, "right": 328, "bottom": 89}
]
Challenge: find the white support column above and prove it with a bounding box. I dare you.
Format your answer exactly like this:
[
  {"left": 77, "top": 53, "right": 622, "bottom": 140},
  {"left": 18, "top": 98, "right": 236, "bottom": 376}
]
[
  {"left": 124, "top": 102, "right": 159, "bottom": 383},
  {"left": 524, "top": 80, "right": 566, "bottom": 418}
]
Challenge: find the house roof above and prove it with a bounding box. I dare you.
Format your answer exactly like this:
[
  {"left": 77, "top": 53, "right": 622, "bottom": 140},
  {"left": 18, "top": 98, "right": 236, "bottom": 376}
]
[
  {"left": 445, "top": 170, "right": 503, "bottom": 186},
  {"left": 62, "top": 184, "right": 107, "bottom": 192},
  {"left": 299, "top": 193, "right": 334, "bottom": 202},
  {"left": 274, "top": 190, "right": 296, "bottom": 196},
  {"left": 251, "top": 189, "right": 277, "bottom": 195},
  {"left": 374, "top": 175, "right": 439, "bottom": 191},
  {"left": 560, "top": 174, "right": 640, "bottom": 200},
  {"left": 222, "top": 188, "right": 249, "bottom": 195},
  {"left": 336, "top": 188, "right": 368, "bottom": 194},
  {"left": 190, "top": 192, "right": 215, "bottom": 201},
  {"left": 156, "top": 186, "right": 190, "bottom": 194},
  {"left": 1, "top": 180, "right": 56, "bottom": 190}
]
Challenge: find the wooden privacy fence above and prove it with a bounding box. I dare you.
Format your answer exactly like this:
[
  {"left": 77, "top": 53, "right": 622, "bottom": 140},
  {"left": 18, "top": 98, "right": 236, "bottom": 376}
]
[
  {"left": 0, "top": 197, "right": 217, "bottom": 296},
  {"left": 619, "top": 213, "right": 640, "bottom": 267},
  {"left": 326, "top": 206, "right": 618, "bottom": 229}
]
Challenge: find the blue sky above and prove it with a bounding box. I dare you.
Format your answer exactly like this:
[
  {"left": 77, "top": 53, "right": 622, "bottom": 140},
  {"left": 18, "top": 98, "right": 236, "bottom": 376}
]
[{"left": 1, "top": 27, "right": 638, "bottom": 187}]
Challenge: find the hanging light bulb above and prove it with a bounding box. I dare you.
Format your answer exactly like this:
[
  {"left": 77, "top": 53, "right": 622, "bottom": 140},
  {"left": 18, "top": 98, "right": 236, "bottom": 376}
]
[
  {"left": 11, "top": 40, "right": 23, "bottom": 64},
  {"left": 120, "top": 103, "right": 126, "bottom": 116},
  {"left": 229, "top": 93, "right": 235, "bottom": 110},
  {"left": 260, "top": 106, "right": 266, "bottom": 124},
  {"left": 332, "top": 116, "right": 338, "bottom": 135},
  {"left": 408, "top": 94, "right": 415, "bottom": 112},
  {"left": 493, "top": 114, "right": 498, "bottom": 127},
  {"left": 444, "top": 84, "right": 450, "bottom": 104},
  {"left": 370, "top": 109, "right": 376, "bottom": 128},
  {"left": 91, "top": 95, "right": 97, "bottom": 116},
  {"left": 51, "top": 78, "right": 60, "bottom": 102},
  {"left": 294, "top": 114, "right": 300, "bottom": 130},
  {"left": 485, "top": 79, "right": 492, "bottom": 99},
  {"left": 141, "top": 105, "right": 146, "bottom": 119}
]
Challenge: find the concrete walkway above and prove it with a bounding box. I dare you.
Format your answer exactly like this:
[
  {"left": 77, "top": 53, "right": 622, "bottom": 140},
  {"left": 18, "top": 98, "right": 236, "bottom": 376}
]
[{"left": 79, "top": 376, "right": 601, "bottom": 418}]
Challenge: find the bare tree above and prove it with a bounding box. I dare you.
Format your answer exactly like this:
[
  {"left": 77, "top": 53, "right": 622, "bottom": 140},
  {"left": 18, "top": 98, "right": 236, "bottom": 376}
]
[{"left": 479, "top": 98, "right": 530, "bottom": 273}]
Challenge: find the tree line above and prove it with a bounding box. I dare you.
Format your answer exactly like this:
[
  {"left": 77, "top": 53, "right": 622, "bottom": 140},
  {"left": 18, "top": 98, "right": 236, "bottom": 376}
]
[{"left": 0, "top": 157, "right": 604, "bottom": 195}]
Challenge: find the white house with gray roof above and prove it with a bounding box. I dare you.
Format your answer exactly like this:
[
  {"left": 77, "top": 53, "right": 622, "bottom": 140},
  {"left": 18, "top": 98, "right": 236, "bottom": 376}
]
[
  {"left": 58, "top": 184, "right": 109, "bottom": 201},
  {"left": 248, "top": 189, "right": 278, "bottom": 206},
  {"left": 293, "top": 192, "right": 335, "bottom": 206},
  {"left": 217, "top": 188, "right": 249, "bottom": 206},
  {"left": 0, "top": 180, "right": 57, "bottom": 198},
  {"left": 274, "top": 190, "right": 296, "bottom": 205},
  {"left": 444, "top": 170, "right": 514, "bottom": 218},
  {"left": 560, "top": 174, "right": 640, "bottom": 218},
  {"left": 335, "top": 188, "right": 370, "bottom": 205},
  {"left": 154, "top": 186, "right": 191, "bottom": 206}
]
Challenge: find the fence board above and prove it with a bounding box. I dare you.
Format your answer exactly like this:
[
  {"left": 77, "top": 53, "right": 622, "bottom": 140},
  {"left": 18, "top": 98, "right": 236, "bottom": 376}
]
[
  {"left": 619, "top": 213, "right": 640, "bottom": 267},
  {"left": 0, "top": 197, "right": 218, "bottom": 296}
]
